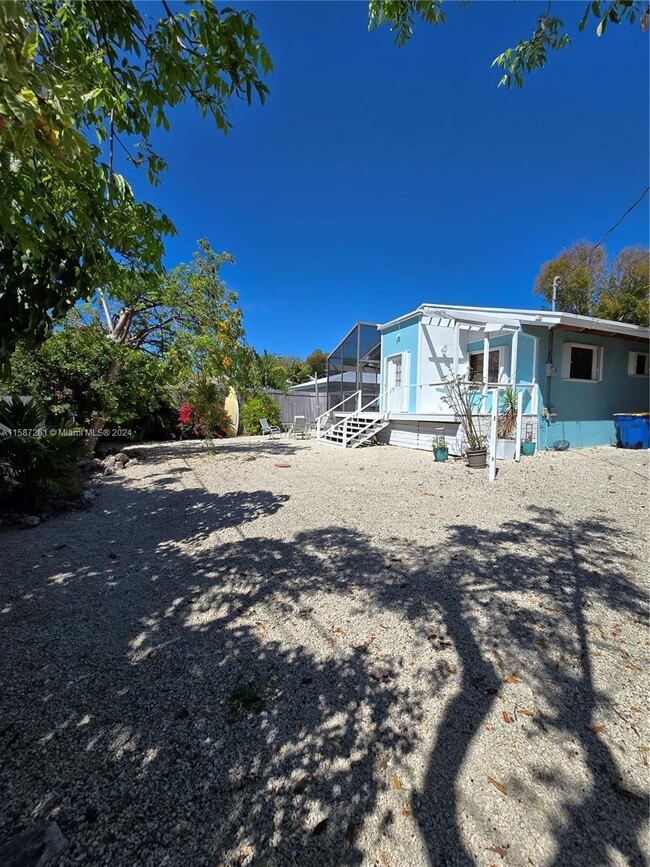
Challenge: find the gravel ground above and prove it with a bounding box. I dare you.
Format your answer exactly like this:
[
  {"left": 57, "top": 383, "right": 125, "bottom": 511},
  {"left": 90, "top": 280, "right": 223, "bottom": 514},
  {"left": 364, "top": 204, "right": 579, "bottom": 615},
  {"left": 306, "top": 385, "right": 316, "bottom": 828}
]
[{"left": 0, "top": 437, "right": 648, "bottom": 867}]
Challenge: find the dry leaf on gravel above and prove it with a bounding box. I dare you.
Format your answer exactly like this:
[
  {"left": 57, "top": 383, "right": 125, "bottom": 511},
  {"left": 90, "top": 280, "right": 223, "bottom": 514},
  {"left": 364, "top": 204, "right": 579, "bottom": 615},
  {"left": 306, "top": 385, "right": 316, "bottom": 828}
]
[
  {"left": 380, "top": 852, "right": 390, "bottom": 867},
  {"left": 401, "top": 809, "right": 411, "bottom": 817},
  {"left": 392, "top": 773, "right": 402, "bottom": 790},
  {"left": 487, "top": 775, "right": 507, "bottom": 795},
  {"left": 294, "top": 775, "right": 311, "bottom": 794},
  {"left": 312, "top": 818, "right": 328, "bottom": 835},
  {"left": 351, "top": 636, "right": 376, "bottom": 653},
  {"left": 502, "top": 711, "right": 515, "bottom": 724},
  {"left": 518, "top": 709, "right": 534, "bottom": 717},
  {"left": 486, "top": 845, "right": 507, "bottom": 858},
  {"left": 345, "top": 822, "right": 357, "bottom": 843},
  {"left": 505, "top": 675, "right": 521, "bottom": 684},
  {"left": 591, "top": 725, "right": 606, "bottom": 733}
]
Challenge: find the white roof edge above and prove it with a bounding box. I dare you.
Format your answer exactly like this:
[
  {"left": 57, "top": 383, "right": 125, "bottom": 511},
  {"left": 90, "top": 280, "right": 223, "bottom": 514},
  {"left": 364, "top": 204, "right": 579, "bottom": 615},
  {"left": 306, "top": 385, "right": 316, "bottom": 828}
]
[{"left": 378, "top": 303, "right": 649, "bottom": 339}]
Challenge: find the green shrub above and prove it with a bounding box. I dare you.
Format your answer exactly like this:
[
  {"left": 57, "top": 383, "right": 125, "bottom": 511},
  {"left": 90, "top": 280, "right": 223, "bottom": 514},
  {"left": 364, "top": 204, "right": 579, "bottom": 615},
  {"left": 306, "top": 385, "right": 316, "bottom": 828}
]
[
  {"left": 0, "top": 396, "right": 88, "bottom": 506},
  {"left": 6, "top": 323, "right": 175, "bottom": 437},
  {"left": 177, "top": 378, "right": 233, "bottom": 439},
  {"left": 240, "top": 393, "right": 280, "bottom": 436}
]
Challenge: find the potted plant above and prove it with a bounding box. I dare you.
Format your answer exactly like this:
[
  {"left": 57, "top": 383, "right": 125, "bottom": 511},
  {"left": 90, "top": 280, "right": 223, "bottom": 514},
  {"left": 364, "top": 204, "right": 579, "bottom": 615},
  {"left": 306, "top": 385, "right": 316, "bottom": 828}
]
[
  {"left": 496, "top": 387, "right": 517, "bottom": 460},
  {"left": 442, "top": 376, "right": 487, "bottom": 468},
  {"left": 521, "top": 429, "right": 536, "bottom": 456},
  {"left": 432, "top": 434, "right": 448, "bottom": 462}
]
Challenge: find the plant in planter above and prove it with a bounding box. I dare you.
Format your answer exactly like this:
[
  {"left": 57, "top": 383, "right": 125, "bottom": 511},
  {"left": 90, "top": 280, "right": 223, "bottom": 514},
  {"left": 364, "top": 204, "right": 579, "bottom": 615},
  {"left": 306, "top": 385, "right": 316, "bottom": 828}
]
[
  {"left": 496, "top": 387, "right": 518, "bottom": 460},
  {"left": 442, "top": 376, "right": 487, "bottom": 468},
  {"left": 432, "top": 434, "right": 449, "bottom": 462},
  {"left": 521, "top": 426, "right": 536, "bottom": 456}
]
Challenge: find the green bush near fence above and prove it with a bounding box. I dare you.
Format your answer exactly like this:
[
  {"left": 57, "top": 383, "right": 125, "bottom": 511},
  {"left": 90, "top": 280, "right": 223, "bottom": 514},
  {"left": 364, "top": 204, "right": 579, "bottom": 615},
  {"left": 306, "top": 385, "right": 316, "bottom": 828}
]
[{"left": 240, "top": 394, "right": 280, "bottom": 436}]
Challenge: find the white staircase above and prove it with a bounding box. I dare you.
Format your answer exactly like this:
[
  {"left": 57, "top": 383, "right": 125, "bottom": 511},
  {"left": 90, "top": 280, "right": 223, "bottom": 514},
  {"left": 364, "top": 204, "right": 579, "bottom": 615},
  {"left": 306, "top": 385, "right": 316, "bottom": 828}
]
[{"left": 315, "top": 391, "right": 389, "bottom": 448}]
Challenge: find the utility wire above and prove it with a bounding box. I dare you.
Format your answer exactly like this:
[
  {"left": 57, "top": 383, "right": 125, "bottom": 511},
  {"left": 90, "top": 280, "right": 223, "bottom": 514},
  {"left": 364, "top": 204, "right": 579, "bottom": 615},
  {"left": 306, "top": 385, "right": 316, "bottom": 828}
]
[{"left": 559, "top": 186, "right": 649, "bottom": 282}]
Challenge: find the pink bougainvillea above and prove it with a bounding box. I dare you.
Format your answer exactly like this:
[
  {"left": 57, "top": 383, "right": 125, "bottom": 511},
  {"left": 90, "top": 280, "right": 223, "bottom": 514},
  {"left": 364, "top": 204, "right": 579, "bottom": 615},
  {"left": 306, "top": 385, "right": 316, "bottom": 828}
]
[{"left": 178, "top": 404, "right": 193, "bottom": 425}]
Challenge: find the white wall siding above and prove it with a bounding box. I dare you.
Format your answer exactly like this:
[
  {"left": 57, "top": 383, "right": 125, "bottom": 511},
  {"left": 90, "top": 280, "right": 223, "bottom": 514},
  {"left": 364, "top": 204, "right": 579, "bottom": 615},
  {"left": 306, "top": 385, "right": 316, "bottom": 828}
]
[{"left": 417, "top": 319, "right": 473, "bottom": 413}]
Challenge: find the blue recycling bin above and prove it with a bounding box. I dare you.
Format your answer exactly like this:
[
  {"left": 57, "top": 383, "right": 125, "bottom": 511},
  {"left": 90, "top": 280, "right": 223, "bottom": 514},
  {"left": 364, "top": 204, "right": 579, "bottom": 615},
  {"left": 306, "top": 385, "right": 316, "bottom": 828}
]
[{"left": 614, "top": 413, "right": 649, "bottom": 449}]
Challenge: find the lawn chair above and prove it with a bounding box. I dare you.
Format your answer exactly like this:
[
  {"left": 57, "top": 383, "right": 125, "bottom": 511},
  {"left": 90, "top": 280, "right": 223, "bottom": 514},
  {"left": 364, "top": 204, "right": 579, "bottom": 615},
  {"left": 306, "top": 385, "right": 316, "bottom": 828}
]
[
  {"left": 260, "top": 418, "right": 281, "bottom": 438},
  {"left": 292, "top": 415, "right": 309, "bottom": 439}
]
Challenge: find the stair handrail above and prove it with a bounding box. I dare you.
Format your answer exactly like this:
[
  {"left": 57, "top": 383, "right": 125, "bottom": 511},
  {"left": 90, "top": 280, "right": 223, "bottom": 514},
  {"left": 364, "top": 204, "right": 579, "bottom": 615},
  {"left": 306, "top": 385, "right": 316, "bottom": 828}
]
[
  {"left": 354, "top": 386, "right": 390, "bottom": 417},
  {"left": 315, "top": 390, "right": 361, "bottom": 436}
]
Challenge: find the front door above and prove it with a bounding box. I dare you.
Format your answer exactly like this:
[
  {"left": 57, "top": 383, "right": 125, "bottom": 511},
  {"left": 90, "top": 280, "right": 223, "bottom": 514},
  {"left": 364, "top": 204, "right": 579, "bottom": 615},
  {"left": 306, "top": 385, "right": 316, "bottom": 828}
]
[{"left": 386, "top": 355, "right": 404, "bottom": 412}]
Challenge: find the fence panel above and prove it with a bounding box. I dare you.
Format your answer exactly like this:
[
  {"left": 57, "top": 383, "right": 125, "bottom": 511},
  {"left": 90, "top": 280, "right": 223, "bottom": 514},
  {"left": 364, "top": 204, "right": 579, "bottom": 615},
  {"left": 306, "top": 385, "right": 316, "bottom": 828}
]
[{"left": 265, "top": 390, "right": 322, "bottom": 424}]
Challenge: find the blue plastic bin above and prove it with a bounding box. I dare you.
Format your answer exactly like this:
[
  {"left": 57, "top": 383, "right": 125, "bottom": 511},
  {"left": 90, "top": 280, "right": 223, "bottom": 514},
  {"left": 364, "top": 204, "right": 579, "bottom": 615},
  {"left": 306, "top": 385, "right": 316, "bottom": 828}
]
[{"left": 614, "top": 413, "right": 649, "bottom": 449}]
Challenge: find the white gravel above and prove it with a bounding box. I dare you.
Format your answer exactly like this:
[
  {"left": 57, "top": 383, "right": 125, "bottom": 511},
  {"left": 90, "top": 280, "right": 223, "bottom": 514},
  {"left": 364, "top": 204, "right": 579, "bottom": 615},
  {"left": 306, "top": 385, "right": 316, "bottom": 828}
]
[{"left": 0, "top": 437, "right": 648, "bottom": 866}]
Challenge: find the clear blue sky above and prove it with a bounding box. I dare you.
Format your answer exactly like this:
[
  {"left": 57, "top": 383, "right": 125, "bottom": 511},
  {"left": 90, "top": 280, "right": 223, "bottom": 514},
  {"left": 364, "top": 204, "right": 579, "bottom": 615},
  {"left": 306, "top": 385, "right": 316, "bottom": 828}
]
[{"left": 128, "top": 1, "right": 649, "bottom": 358}]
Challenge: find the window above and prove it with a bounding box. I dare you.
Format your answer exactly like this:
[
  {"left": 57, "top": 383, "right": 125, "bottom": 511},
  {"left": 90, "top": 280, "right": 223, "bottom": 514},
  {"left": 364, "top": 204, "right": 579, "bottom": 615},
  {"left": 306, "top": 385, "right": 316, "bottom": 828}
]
[
  {"left": 561, "top": 342, "right": 602, "bottom": 382},
  {"left": 468, "top": 349, "right": 503, "bottom": 384},
  {"left": 628, "top": 351, "right": 649, "bottom": 377}
]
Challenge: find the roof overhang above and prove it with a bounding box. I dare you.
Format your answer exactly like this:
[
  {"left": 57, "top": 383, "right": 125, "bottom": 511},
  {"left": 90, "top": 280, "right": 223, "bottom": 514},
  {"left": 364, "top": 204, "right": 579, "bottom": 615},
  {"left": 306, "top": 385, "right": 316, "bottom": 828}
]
[{"left": 377, "top": 303, "right": 649, "bottom": 341}]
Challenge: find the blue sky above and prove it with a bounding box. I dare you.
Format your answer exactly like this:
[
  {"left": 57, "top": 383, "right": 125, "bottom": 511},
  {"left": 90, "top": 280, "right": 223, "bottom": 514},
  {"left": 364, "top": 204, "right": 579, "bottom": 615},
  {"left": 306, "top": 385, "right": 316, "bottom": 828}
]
[{"left": 129, "top": 1, "right": 649, "bottom": 357}]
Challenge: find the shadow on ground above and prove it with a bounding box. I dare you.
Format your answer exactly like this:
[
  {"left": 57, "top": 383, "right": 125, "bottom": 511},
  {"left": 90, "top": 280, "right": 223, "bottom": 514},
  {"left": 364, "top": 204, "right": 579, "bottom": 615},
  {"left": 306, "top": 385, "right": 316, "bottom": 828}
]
[
  {"left": 0, "top": 470, "right": 647, "bottom": 865},
  {"left": 126, "top": 437, "right": 306, "bottom": 463}
]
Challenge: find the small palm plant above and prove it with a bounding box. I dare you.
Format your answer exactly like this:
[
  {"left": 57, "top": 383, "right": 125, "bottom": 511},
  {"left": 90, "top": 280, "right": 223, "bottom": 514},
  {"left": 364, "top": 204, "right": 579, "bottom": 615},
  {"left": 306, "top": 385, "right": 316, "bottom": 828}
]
[
  {"left": 497, "top": 387, "right": 518, "bottom": 439},
  {"left": 0, "top": 396, "right": 88, "bottom": 505}
]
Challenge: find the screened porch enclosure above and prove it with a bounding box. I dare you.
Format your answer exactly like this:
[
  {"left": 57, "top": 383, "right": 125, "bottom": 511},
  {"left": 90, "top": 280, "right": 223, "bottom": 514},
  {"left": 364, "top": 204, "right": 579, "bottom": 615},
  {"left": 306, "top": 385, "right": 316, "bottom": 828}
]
[{"left": 326, "top": 323, "right": 380, "bottom": 411}]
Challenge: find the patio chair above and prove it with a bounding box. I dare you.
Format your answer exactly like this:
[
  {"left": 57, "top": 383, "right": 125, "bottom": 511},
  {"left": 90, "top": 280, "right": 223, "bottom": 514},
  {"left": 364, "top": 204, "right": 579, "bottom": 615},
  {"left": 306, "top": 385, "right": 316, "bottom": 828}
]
[
  {"left": 259, "top": 418, "right": 281, "bottom": 438},
  {"left": 292, "top": 415, "right": 309, "bottom": 439}
]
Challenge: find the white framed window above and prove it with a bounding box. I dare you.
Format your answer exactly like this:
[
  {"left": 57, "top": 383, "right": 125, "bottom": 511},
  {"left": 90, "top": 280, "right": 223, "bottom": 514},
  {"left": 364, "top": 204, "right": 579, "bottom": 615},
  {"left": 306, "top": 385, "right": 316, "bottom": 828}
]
[
  {"left": 628, "top": 351, "right": 649, "bottom": 377},
  {"left": 468, "top": 347, "right": 506, "bottom": 384},
  {"left": 561, "top": 342, "right": 603, "bottom": 382}
]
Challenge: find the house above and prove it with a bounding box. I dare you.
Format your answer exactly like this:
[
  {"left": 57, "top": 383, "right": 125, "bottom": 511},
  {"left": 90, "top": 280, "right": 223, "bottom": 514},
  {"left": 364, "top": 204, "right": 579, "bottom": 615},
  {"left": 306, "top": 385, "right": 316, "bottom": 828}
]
[{"left": 316, "top": 305, "right": 649, "bottom": 452}]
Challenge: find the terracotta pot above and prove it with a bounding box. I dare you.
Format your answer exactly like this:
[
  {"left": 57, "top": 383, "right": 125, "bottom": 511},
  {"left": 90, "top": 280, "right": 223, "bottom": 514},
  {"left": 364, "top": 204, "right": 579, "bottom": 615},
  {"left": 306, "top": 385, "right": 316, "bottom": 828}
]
[{"left": 466, "top": 447, "right": 487, "bottom": 469}]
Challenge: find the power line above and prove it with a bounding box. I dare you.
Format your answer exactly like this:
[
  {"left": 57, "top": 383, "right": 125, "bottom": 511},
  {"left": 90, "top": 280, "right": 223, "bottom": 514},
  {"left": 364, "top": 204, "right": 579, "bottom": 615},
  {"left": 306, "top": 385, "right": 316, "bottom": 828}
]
[{"left": 559, "top": 186, "right": 649, "bottom": 282}]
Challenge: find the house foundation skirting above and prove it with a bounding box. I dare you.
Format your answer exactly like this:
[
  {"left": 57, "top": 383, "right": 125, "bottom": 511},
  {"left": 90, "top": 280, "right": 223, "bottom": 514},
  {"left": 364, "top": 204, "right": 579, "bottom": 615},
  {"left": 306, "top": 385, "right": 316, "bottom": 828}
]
[{"left": 378, "top": 416, "right": 541, "bottom": 456}]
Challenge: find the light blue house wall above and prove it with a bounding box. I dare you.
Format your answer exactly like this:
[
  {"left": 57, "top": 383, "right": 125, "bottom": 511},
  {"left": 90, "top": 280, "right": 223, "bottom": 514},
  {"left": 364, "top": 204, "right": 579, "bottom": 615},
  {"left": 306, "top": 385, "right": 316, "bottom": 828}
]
[
  {"left": 528, "top": 327, "right": 649, "bottom": 448},
  {"left": 380, "top": 316, "right": 420, "bottom": 413},
  {"left": 465, "top": 333, "right": 537, "bottom": 414}
]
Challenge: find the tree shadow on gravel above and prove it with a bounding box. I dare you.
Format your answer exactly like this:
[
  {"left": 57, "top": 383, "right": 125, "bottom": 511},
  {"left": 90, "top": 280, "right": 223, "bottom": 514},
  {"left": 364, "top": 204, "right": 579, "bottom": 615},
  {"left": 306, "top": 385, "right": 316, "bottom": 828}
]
[
  {"left": 127, "top": 437, "right": 306, "bottom": 462},
  {"left": 0, "top": 475, "right": 647, "bottom": 866}
]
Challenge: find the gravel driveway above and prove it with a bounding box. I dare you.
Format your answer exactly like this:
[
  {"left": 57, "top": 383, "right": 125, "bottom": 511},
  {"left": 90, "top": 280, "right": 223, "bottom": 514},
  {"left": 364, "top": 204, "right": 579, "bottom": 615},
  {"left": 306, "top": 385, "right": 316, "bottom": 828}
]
[{"left": 1, "top": 438, "right": 648, "bottom": 866}]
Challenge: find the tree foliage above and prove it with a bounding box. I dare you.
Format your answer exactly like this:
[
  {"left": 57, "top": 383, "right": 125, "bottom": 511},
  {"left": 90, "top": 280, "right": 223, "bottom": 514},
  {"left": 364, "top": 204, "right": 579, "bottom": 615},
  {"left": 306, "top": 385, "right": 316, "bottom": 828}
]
[
  {"left": 252, "top": 350, "right": 292, "bottom": 391},
  {"left": 5, "top": 319, "right": 173, "bottom": 431},
  {"left": 369, "top": 1, "right": 648, "bottom": 87},
  {"left": 595, "top": 246, "right": 649, "bottom": 326},
  {"left": 533, "top": 241, "right": 649, "bottom": 325},
  {"left": 533, "top": 241, "right": 607, "bottom": 315},
  {"left": 95, "top": 239, "right": 250, "bottom": 388},
  {"left": 305, "top": 349, "right": 327, "bottom": 379},
  {"left": 0, "top": 0, "right": 272, "bottom": 359}
]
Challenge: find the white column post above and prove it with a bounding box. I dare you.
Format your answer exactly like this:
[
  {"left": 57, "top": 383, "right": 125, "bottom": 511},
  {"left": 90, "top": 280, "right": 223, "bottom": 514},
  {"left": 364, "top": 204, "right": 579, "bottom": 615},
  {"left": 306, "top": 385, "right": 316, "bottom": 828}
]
[
  {"left": 481, "top": 335, "right": 489, "bottom": 414},
  {"left": 531, "top": 336, "right": 540, "bottom": 416},
  {"left": 515, "top": 390, "right": 523, "bottom": 462},
  {"left": 343, "top": 416, "right": 348, "bottom": 447},
  {"left": 510, "top": 329, "right": 519, "bottom": 385},
  {"left": 488, "top": 387, "right": 498, "bottom": 482},
  {"left": 453, "top": 321, "right": 460, "bottom": 376}
]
